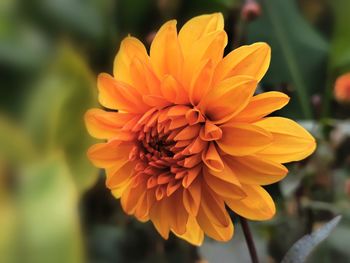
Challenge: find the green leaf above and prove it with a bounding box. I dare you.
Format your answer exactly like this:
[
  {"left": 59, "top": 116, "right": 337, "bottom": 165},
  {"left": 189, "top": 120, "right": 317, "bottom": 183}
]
[
  {"left": 24, "top": 43, "right": 98, "bottom": 192},
  {"left": 329, "top": 0, "right": 350, "bottom": 74},
  {"left": 0, "top": 115, "right": 36, "bottom": 164},
  {"left": 17, "top": 154, "right": 84, "bottom": 263},
  {"left": 247, "top": 0, "right": 329, "bottom": 119},
  {"left": 281, "top": 216, "right": 342, "bottom": 263}
]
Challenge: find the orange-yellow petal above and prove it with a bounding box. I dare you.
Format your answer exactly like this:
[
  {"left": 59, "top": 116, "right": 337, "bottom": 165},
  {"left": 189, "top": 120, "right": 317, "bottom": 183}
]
[
  {"left": 199, "top": 75, "right": 257, "bottom": 124},
  {"left": 87, "top": 141, "right": 133, "bottom": 168},
  {"left": 85, "top": 108, "right": 137, "bottom": 139},
  {"left": 97, "top": 73, "right": 149, "bottom": 113},
  {"left": 203, "top": 169, "right": 246, "bottom": 200},
  {"left": 173, "top": 216, "right": 204, "bottom": 246},
  {"left": 106, "top": 161, "right": 135, "bottom": 189},
  {"left": 225, "top": 185, "right": 275, "bottom": 220},
  {"left": 113, "top": 36, "right": 150, "bottom": 85},
  {"left": 217, "top": 123, "right": 272, "bottom": 156},
  {"left": 202, "top": 142, "right": 224, "bottom": 172},
  {"left": 254, "top": 117, "right": 316, "bottom": 163},
  {"left": 183, "top": 177, "right": 201, "bottom": 216},
  {"left": 213, "top": 42, "right": 271, "bottom": 84},
  {"left": 182, "top": 30, "right": 227, "bottom": 87},
  {"left": 233, "top": 92, "right": 290, "bottom": 123},
  {"left": 224, "top": 155, "right": 288, "bottom": 185},
  {"left": 197, "top": 185, "right": 234, "bottom": 241},
  {"left": 178, "top": 13, "right": 224, "bottom": 56},
  {"left": 150, "top": 20, "right": 183, "bottom": 79}
]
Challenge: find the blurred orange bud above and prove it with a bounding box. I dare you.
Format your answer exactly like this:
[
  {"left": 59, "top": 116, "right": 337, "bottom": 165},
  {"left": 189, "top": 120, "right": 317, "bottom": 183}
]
[
  {"left": 334, "top": 73, "right": 350, "bottom": 103},
  {"left": 241, "top": 0, "right": 261, "bottom": 21}
]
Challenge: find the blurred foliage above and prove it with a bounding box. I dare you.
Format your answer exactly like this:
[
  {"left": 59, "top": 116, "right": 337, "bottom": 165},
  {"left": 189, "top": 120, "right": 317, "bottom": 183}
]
[{"left": 1, "top": 0, "right": 350, "bottom": 262}]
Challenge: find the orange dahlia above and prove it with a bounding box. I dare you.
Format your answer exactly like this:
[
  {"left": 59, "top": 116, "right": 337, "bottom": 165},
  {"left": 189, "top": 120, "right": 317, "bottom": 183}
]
[{"left": 85, "top": 13, "right": 316, "bottom": 245}]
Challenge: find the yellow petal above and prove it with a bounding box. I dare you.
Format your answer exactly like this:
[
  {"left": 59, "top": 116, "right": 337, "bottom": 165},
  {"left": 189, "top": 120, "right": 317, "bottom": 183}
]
[
  {"left": 183, "top": 177, "right": 201, "bottom": 216},
  {"left": 87, "top": 141, "right": 133, "bottom": 168},
  {"left": 198, "top": 184, "right": 230, "bottom": 227},
  {"left": 130, "top": 57, "right": 161, "bottom": 96},
  {"left": 199, "top": 75, "right": 257, "bottom": 124},
  {"left": 85, "top": 108, "right": 137, "bottom": 139},
  {"left": 233, "top": 92, "right": 290, "bottom": 123},
  {"left": 168, "top": 191, "right": 188, "bottom": 235},
  {"left": 213, "top": 42, "right": 271, "bottom": 84},
  {"left": 97, "top": 73, "right": 149, "bottom": 112},
  {"left": 113, "top": 36, "right": 150, "bottom": 85},
  {"left": 217, "top": 123, "right": 272, "bottom": 156},
  {"left": 189, "top": 59, "right": 214, "bottom": 105},
  {"left": 254, "top": 117, "right": 316, "bottom": 163},
  {"left": 178, "top": 13, "right": 224, "bottom": 56},
  {"left": 203, "top": 169, "right": 246, "bottom": 200},
  {"left": 106, "top": 161, "right": 135, "bottom": 189},
  {"left": 149, "top": 199, "right": 172, "bottom": 239},
  {"left": 173, "top": 216, "right": 204, "bottom": 246},
  {"left": 150, "top": 20, "right": 183, "bottom": 79},
  {"left": 224, "top": 155, "right": 288, "bottom": 185},
  {"left": 196, "top": 189, "right": 234, "bottom": 241},
  {"left": 225, "top": 185, "right": 276, "bottom": 220},
  {"left": 182, "top": 30, "right": 227, "bottom": 87},
  {"left": 202, "top": 142, "right": 224, "bottom": 172}
]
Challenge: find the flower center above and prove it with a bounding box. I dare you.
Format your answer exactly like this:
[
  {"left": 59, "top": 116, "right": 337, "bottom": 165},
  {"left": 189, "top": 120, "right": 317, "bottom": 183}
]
[{"left": 127, "top": 105, "right": 209, "bottom": 199}]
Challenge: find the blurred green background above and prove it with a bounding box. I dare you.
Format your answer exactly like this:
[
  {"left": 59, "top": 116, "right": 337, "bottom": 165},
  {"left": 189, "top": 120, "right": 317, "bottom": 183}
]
[{"left": 1, "top": 0, "right": 350, "bottom": 262}]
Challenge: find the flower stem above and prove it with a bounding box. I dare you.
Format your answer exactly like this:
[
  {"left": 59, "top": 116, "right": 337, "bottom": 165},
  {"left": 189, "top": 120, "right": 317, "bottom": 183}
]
[{"left": 239, "top": 216, "right": 259, "bottom": 263}]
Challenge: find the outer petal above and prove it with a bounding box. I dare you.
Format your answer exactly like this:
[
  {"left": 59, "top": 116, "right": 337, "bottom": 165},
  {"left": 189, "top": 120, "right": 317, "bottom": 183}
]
[
  {"left": 233, "top": 92, "right": 290, "bottom": 123},
  {"left": 196, "top": 185, "right": 234, "bottom": 241},
  {"left": 223, "top": 155, "right": 288, "bottom": 185},
  {"left": 113, "top": 36, "right": 150, "bottom": 84},
  {"left": 178, "top": 13, "right": 224, "bottom": 56},
  {"left": 85, "top": 109, "right": 138, "bottom": 139},
  {"left": 254, "top": 117, "right": 316, "bottom": 163},
  {"left": 182, "top": 30, "right": 227, "bottom": 87},
  {"left": 87, "top": 141, "right": 133, "bottom": 168},
  {"left": 173, "top": 216, "right": 204, "bottom": 246},
  {"left": 150, "top": 20, "right": 183, "bottom": 79},
  {"left": 106, "top": 161, "right": 135, "bottom": 189},
  {"left": 217, "top": 123, "right": 272, "bottom": 156},
  {"left": 97, "top": 73, "right": 149, "bottom": 113},
  {"left": 203, "top": 168, "right": 246, "bottom": 200},
  {"left": 213, "top": 42, "right": 271, "bottom": 84},
  {"left": 225, "top": 185, "right": 276, "bottom": 220},
  {"left": 199, "top": 75, "right": 257, "bottom": 124}
]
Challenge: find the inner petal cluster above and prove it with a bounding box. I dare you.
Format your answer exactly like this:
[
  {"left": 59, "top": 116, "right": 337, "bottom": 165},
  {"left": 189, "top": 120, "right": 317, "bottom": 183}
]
[{"left": 127, "top": 105, "right": 218, "bottom": 200}]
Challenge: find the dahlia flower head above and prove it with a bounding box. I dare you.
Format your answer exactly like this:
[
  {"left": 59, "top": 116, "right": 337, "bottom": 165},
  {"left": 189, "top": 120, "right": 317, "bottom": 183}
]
[{"left": 85, "top": 13, "right": 316, "bottom": 245}]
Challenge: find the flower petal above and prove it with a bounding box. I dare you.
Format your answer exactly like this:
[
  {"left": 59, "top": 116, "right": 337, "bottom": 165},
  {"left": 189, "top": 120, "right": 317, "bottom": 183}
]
[
  {"left": 85, "top": 108, "right": 138, "bottom": 139},
  {"left": 182, "top": 30, "right": 227, "bottom": 87},
  {"left": 106, "top": 161, "right": 135, "bottom": 189},
  {"left": 225, "top": 185, "right": 275, "bottom": 220},
  {"left": 202, "top": 142, "right": 224, "bottom": 172},
  {"left": 183, "top": 177, "right": 201, "bottom": 216},
  {"left": 199, "top": 75, "right": 257, "bottom": 124},
  {"left": 213, "top": 42, "right": 271, "bottom": 84},
  {"left": 224, "top": 155, "right": 288, "bottom": 185},
  {"left": 173, "top": 216, "right": 204, "bottom": 246},
  {"left": 233, "top": 92, "right": 290, "bottom": 123},
  {"left": 87, "top": 141, "right": 133, "bottom": 168},
  {"left": 198, "top": 183, "right": 230, "bottom": 227},
  {"left": 203, "top": 169, "right": 246, "bottom": 200},
  {"left": 113, "top": 36, "right": 150, "bottom": 85},
  {"left": 178, "top": 13, "right": 224, "bottom": 56},
  {"left": 150, "top": 20, "right": 183, "bottom": 79},
  {"left": 97, "top": 73, "right": 149, "bottom": 112},
  {"left": 217, "top": 123, "right": 272, "bottom": 156},
  {"left": 254, "top": 117, "right": 316, "bottom": 163}
]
